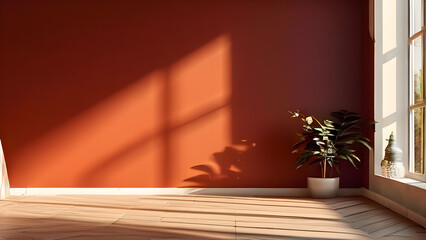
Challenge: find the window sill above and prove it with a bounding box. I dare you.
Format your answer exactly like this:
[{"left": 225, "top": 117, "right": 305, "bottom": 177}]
[{"left": 374, "top": 174, "right": 426, "bottom": 190}]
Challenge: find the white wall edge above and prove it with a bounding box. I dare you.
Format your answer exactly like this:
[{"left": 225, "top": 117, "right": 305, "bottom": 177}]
[
  {"left": 0, "top": 139, "right": 10, "bottom": 200},
  {"left": 361, "top": 188, "right": 426, "bottom": 228},
  {"left": 9, "top": 187, "right": 362, "bottom": 197}
]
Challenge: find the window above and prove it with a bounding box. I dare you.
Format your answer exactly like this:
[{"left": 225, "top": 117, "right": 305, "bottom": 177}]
[{"left": 409, "top": 0, "right": 426, "bottom": 181}]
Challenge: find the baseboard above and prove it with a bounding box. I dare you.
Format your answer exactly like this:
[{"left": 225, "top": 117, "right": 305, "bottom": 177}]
[
  {"left": 361, "top": 188, "right": 426, "bottom": 228},
  {"left": 9, "top": 187, "right": 362, "bottom": 197}
]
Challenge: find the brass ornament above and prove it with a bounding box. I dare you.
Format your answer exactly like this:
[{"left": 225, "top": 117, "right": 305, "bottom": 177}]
[{"left": 381, "top": 132, "right": 404, "bottom": 178}]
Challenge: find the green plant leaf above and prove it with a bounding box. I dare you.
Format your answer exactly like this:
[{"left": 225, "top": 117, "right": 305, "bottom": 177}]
[
  {"left": 357, "top": 138, "right": 372, "bottom": 150},
  {"left": 289, "top": 110, "right": 300, "bottom": 118},
  {"left": 341, "top": 119, "right": 362, "bottom": 128},
  {"left": 346, "top": 155, "right": 358, "bottom": 169},
  {"left": 314, "top": 127, "right": 324, "bottom": 132},
  {"left": 324, "top": 120, "right": 334, "bottom": 128},
  {"left": 292, "top": 139, "right": 310, "bottom": 149},
  {"left": 348, "top": 153, "right": 361, "bottom": 162},
  {"left": 308, "top": 158, "right": 323, "bottom": 165},
  {"left": 303, "top": 125, "right": 313, "bottom": 131},
  {"left": 338, "top": 132, "right": 361, "bottom": 138},
  {"left": 290, "top": 109, "right": 370, "bottom": 173}
]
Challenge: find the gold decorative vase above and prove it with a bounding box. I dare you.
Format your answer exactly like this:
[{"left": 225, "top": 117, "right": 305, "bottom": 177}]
[{"left": 381, "top": 132, "right": 404, "bottom": 178}]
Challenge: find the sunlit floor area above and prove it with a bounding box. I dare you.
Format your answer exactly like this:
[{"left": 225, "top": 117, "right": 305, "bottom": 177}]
[{"left": 0, "top": 195, "right": 424, "bottom": 240}]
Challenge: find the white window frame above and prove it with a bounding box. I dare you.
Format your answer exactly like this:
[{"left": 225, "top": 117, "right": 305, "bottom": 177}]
[
  {"left": 408, "top": 0, "right": 426, "bottom": 182},
  {"left": 374, "top": 0, "right": 409, "bottom": 179}
]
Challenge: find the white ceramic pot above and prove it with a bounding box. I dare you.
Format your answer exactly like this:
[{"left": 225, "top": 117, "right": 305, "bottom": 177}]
[{"left": 307, "top": 177, "right": 339, "bottom": 198}]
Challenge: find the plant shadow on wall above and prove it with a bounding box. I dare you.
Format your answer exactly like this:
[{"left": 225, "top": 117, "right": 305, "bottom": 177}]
[{"left": 183, "top": 140, "right": 256, "bottom": 187}]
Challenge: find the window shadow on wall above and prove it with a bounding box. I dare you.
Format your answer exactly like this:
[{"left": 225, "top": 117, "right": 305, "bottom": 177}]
[{"left": 0, "top": 0, "right": 368, "bottom": 188}]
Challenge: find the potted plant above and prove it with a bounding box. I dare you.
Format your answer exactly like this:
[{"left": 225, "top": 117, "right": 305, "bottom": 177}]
[{"left": 289, "top": 110, "right": 371, "bottom": 198}]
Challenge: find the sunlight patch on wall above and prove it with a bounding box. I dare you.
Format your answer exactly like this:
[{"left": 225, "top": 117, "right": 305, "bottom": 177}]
[
  {"left": 169, "top": 35, "right": 232, "bottom": 127},
  {"left": 170, "top": 106, "right": 231, "bottom": 186},
  {"left": 382, "top": 57, "right": 397, "bottom": 118},
  {"left": 85, "top": 135, "right": 164, "bottom": 187},
  {"left": 168, "top": 35, "right": 232, "bottom": 186},
  {"left": 11, "top": 71, "right": 165, "bottom": 186},
  {"left": 9, "top": 34, "right": 233, "bottom": 187},
  {"left": 382, "top": 0, "right": 396, "bottom": 54}
]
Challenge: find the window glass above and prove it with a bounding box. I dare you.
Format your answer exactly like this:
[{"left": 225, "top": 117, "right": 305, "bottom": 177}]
[
  {"left": 409, "top": 0, "right": 426, "bottom": 178},
  {"left": 411, "top": 35, "right": 424, "bottom": 103},
  {"left": 413, "top": 107, "right": 425, "bottom": 174},
  {"left": 411, "top": 0, "right": 424, "bottom": 35}
]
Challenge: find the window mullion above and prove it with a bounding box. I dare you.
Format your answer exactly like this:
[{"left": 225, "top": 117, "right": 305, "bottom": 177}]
[
  {"left": 409, "top": 28, "right": 425, "bottom": 42},
  {"left": 423, "top": 0, "right": 426, "bottom": 175},
  {"left": 409, "top": 101, "right": 426, "bottom": 110},
  {"left": 423, "top": 108, "right": 426, "bottom": 174}
]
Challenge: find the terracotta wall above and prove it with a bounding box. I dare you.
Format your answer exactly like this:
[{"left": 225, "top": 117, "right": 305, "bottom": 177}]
[{"left": 0, "top": 0, "right": 373, "bottom": 188}]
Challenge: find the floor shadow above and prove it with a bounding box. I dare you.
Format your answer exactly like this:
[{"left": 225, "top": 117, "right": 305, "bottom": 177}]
[
  {"left": 0, "top": 215, "right": 360, "bottom": 240},
  {"left": 0, "top": 216, "right": 232, "bottom": 239}
]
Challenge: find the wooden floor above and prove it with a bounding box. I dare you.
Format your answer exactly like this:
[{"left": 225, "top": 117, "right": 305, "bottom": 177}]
[{"left": 0, "top": 195, "right": 424, "bottom": 240}]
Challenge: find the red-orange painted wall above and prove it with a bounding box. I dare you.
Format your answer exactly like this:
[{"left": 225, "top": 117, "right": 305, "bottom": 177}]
[{"left": 0, "top": 0, "right": 373, "bottom": 188}]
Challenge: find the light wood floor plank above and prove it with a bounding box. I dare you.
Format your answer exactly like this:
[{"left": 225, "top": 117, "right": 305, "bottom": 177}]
[{"left": 0, "top": 195, "right": 423, "bottom": 239}]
